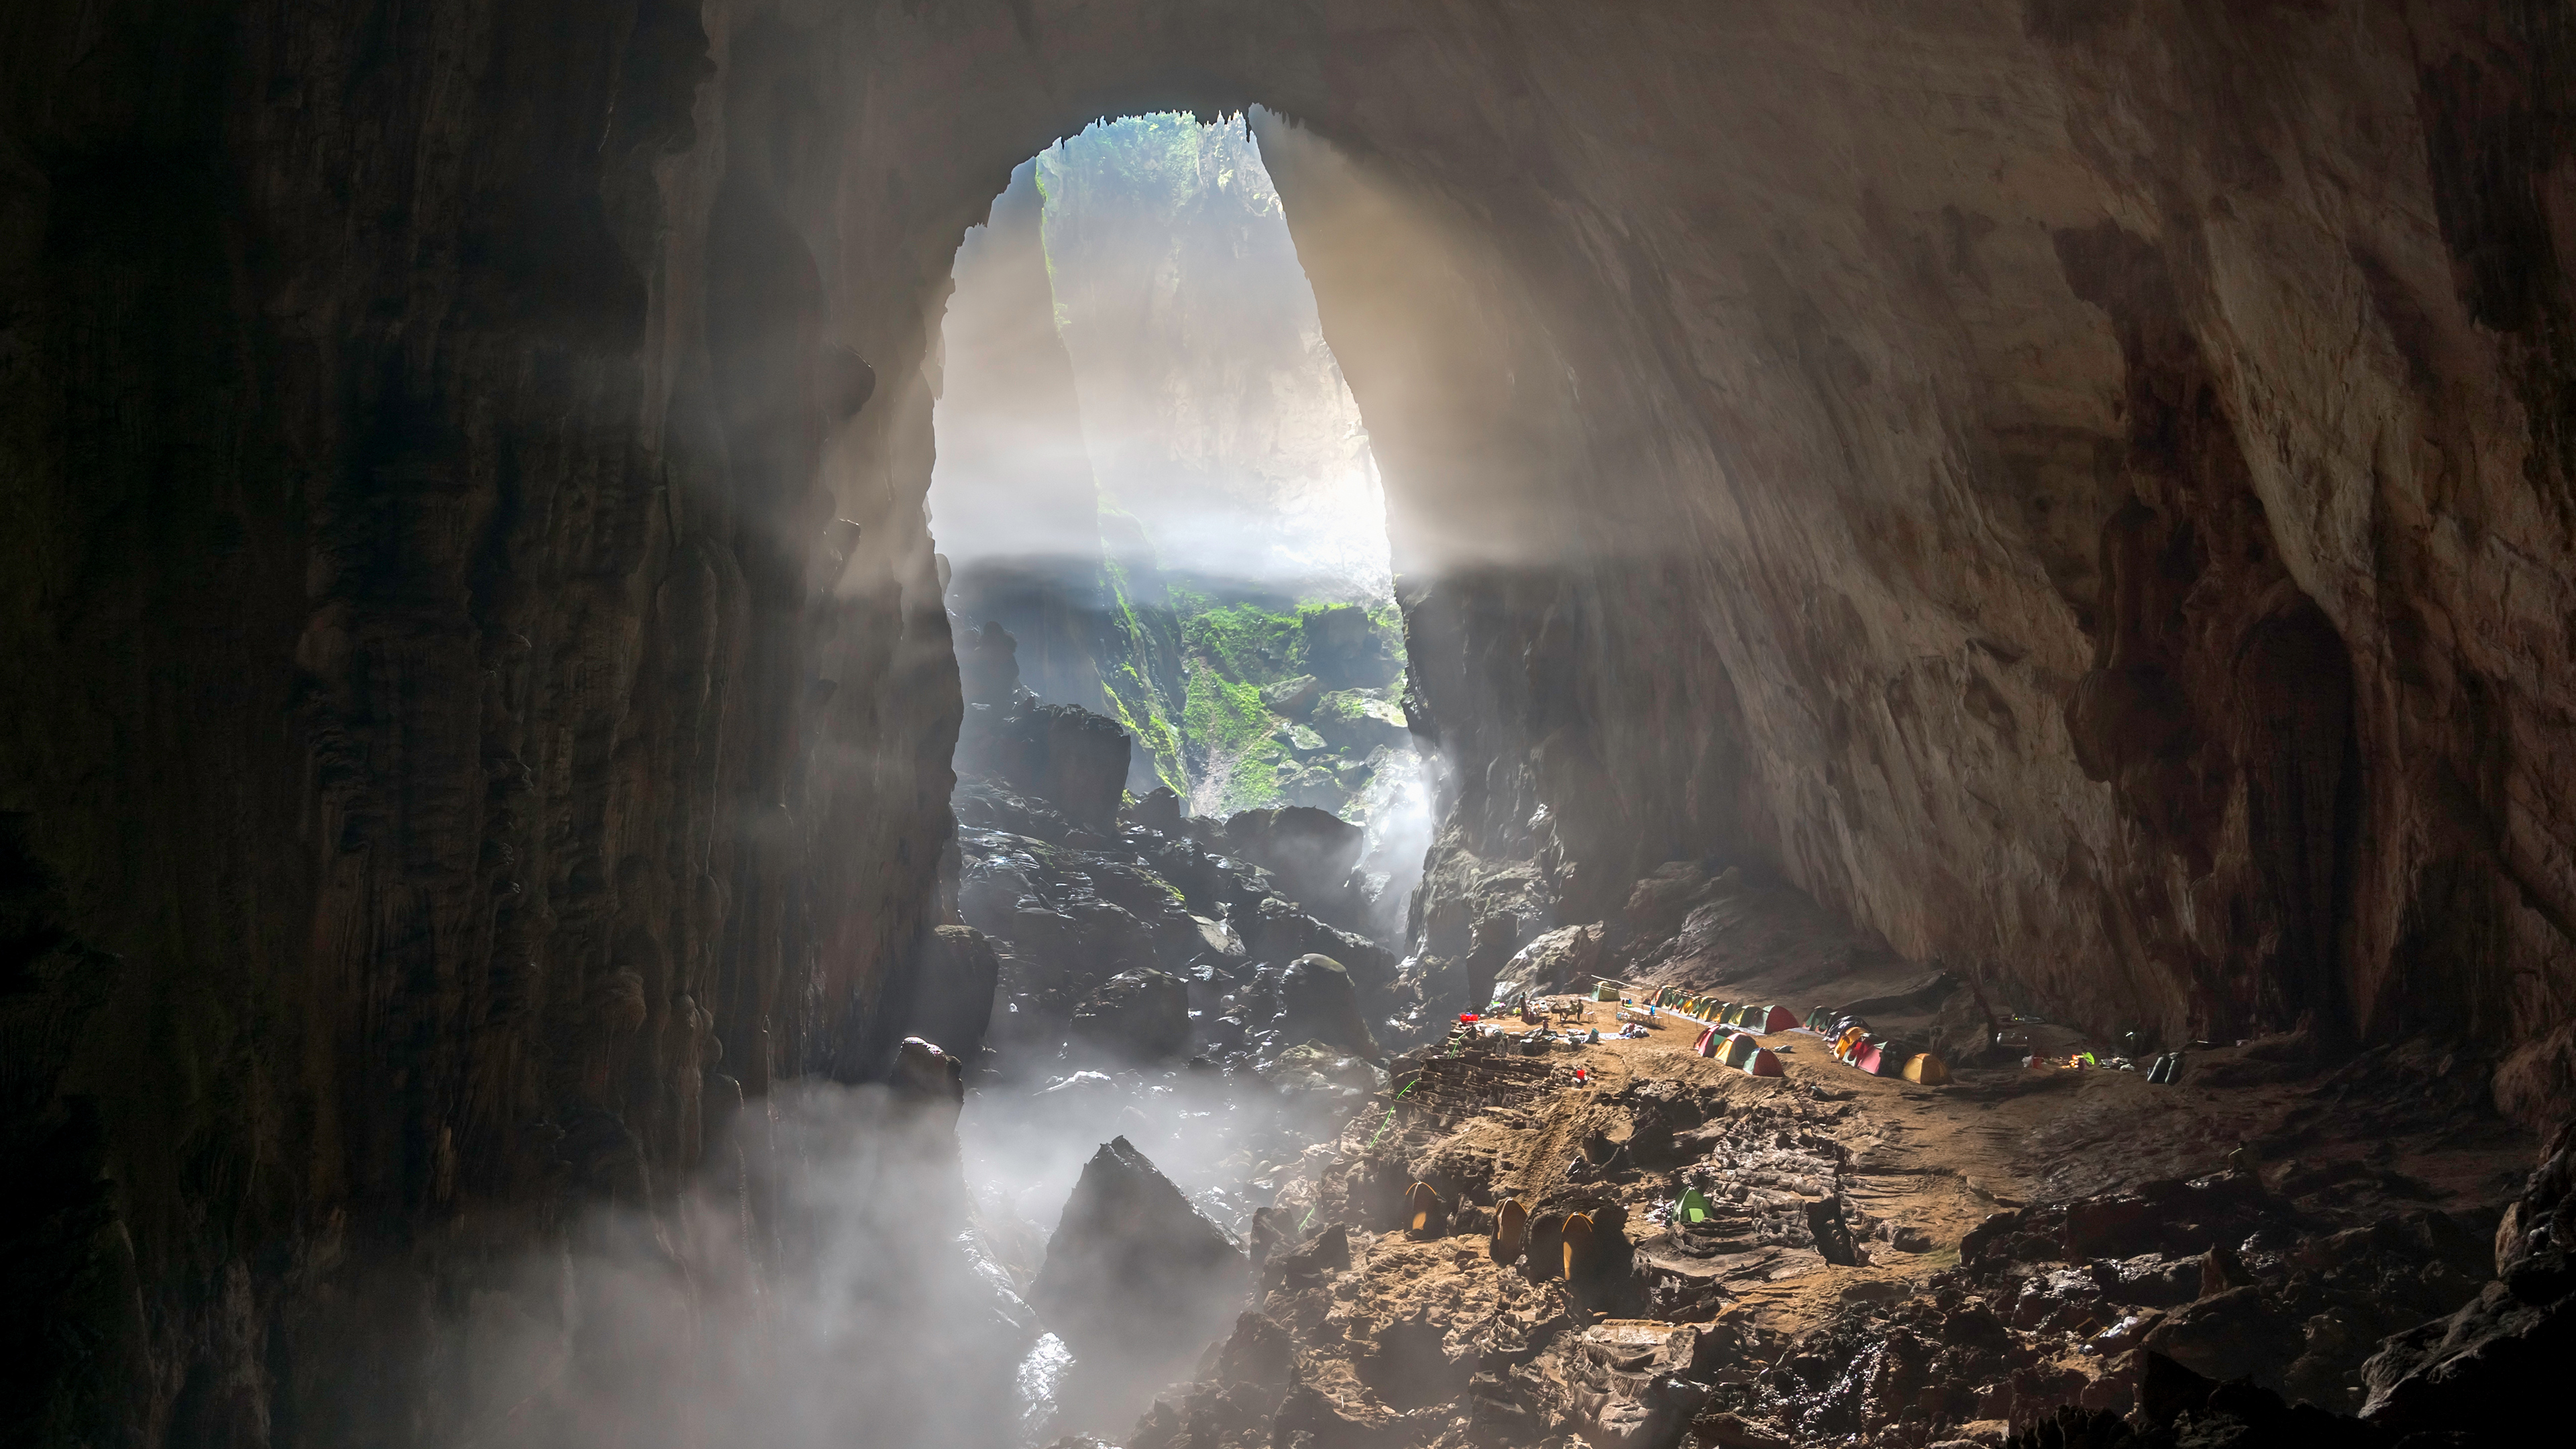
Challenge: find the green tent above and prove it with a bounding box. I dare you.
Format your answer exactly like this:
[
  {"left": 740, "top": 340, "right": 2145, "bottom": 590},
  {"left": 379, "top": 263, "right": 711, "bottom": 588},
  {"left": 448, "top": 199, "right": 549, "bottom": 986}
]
[{"left": 1674, "top": 1187, "right": 1714, "bottom": 1226}]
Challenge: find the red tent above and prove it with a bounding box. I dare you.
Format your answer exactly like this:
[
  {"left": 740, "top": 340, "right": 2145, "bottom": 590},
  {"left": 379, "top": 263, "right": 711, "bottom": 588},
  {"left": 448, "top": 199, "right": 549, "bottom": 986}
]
[
  {"left": 1692, "top": 1025, "right": 1719, "bottom": 1057},
  {"left": 1743, "top": 1047, "right": 1784, "bottom": 1077}
]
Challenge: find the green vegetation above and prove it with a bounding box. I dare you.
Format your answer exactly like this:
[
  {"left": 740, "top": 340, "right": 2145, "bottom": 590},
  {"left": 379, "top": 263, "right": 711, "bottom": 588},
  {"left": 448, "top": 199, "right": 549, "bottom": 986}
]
[
  {"left": 1097, "top": 552, "right": 1188, "bottom": 794},
  {"left": 1094, "top": 578, "right": 1410, "bottom": 817},
  {"left": 1182, "top": 667, "right": 1285, "bottom": 813},
  {"left": 1028, "top": 113, "right": 1413, "bottom": 819}
]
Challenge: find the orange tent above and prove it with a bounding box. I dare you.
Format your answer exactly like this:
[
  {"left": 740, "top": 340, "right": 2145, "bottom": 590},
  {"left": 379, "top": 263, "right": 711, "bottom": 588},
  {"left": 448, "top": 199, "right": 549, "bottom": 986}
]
[
  {"left": 1562, "top": 1212, "right": 1595, "bottom": 1280},
  {"left": 1405, "top": 1181, "right": 1441, "bottom": 1234},
  {"left": 1492, "top": 1199, "right": 1528, "bottom": 1262}
]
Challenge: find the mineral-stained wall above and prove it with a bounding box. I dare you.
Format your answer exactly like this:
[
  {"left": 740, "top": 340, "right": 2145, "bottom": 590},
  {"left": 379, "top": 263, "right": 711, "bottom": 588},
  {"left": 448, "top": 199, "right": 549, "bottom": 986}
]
[{"left": 2, "top": 0, "right": 2572, "bottom": 1441}]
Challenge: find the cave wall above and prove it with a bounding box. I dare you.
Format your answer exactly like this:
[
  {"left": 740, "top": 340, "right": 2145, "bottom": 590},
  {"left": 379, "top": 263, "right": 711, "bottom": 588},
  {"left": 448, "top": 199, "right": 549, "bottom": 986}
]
[
  {"left": 3, "top": 0, "right": 2573, "bottom": 1440},
  {"left": 1238, "top": 3, "right": 2576, "bottom": 1097}
]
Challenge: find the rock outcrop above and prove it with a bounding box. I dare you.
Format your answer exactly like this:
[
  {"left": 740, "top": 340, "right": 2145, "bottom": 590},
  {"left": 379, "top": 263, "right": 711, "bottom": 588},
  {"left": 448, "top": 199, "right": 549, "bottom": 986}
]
[
  {"left": 955, "top": 690, "right": 1134, "bottom": 833},
  {"left": 2361, "top": 1117, "right": 2576, "bottom": 1431},
  {"left": 1031, "top": 1136, "right": 1251, "bottom": 1364}
]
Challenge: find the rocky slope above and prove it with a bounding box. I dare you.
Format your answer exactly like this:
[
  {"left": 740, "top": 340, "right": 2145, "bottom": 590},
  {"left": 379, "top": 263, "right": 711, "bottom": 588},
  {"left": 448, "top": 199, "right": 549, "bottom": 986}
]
[
  {"left": 5, "top": 0, "right": 2573, "bottom": 1441},
  {"left": 1060, "top": 967, "right": 2540, "bottom": 1448}
]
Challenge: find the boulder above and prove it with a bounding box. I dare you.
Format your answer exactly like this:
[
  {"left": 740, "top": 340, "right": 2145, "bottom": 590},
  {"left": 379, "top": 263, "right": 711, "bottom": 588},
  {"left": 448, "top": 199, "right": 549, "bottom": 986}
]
[
  {"left": 2139, "top": 1285, "right": 2304, "bottom": 1389},
  {"left": 890, "top": 1036, "right": 966, "bottom": 1105},
  {"left": 1030, "top": 1136, "right": 1249, "bottom": 1363},
  {"left": 1276, "top": 953, "right": 1381, "bottom": 1059},
  {"left": 1309, "top": 688, "right": 1409, "bottom": 750},
  {"left": 1068, "top": 968, "right": 1191, "bottom": 1061},
  {"left": 1497, "top": 924, "right": 1605, "bottom": 998},
  {"left": 955, "top": 691, "right": 1132, "bottom": 830},
  {"left": 904, "top": 925, "right": 1000, "bottom": 1069},
  {"left": 1258, "top": 674, "right": 1323, "bottom": 716},
  {"left": 1298, "top": 604, "right": 1401, "bottom": 686},
  {"left": 1123, "top": 784, "right": 1184, "bottom": 834},
  {"left": 1210, "top": 806, "right": 1365, "bottom": 924}
]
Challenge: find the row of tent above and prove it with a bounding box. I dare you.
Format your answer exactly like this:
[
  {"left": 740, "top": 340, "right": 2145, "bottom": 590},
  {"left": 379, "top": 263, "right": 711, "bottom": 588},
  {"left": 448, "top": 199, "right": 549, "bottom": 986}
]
[
  {"left": 1645, "top": 987, "right": 1801, "bottom": 1034},
  {"left": 1413, "top": 1186, "right": 1614, "bottom": 1279},
  {"left": 1808, "top": 1005, "right": 1951, "bottom": 1085},
  {"left": 1639, "top": 986, "right": 1953, "bottom": 1085},
  {"left": 1688, "top": 1023, "right": 1784, "bottom": 1075}
]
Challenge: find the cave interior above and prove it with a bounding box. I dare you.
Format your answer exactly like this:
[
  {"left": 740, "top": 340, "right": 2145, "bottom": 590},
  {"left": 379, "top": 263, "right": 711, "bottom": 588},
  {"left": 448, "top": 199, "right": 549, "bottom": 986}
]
[{"left": 4, "top": 1, "right": 2575, "bottom": 1445}]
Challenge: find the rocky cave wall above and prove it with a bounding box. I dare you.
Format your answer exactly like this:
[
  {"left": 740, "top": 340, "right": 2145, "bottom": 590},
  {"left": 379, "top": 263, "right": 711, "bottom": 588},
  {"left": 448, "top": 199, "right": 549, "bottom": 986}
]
[{"left": 3, "top": 0, "right": 2573, "bottom": 1442}]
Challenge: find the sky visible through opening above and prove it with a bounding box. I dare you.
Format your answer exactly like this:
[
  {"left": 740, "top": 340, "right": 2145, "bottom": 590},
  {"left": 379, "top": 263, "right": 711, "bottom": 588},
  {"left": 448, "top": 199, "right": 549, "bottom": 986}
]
[
  {"left": 928, "top": 111, "right": 1426, "bottom": 851},
  {"left": 930, "top": 111, "right": 1394, "bottom": 602}
]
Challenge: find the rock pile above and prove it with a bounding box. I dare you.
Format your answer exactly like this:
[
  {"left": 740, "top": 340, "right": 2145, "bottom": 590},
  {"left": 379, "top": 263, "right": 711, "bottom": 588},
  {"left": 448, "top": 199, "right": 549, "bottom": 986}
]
[{"left": 949, "top": 773, "right": 1400, "bottom": 1074}]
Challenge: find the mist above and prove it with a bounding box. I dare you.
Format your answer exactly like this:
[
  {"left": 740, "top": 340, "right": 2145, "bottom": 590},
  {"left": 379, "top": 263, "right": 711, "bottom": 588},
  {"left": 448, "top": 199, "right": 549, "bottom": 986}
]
[{"left": 415, "top": 1085, "right": 1029, "bottom": 1449}]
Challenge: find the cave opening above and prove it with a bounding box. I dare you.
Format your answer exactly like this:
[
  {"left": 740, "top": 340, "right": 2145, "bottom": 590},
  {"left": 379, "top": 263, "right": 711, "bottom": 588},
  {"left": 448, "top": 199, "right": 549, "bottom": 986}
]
[
  {"left": 931, "top": 110, "right": 1427, "bottom": 863},
  {"left": 925, "top": 111, "right": 1437, "bottom": 1443}
]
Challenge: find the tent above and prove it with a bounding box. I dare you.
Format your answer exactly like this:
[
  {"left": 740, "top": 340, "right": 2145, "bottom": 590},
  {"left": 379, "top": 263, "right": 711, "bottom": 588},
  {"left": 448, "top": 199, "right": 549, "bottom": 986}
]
[
  {"left": 1562, "top": 1212, "right": 1596, "bottom": 1279},
  {"left": 1692, "top": 1025, "right": 1720, "bottom": 1057},
  {"left": 1755, "top": 1004, "right": 1800, "bottom": 1033},
  {"left": 1834, "top": 1026, "right": 1871, "bottom": 1061},
  {"left": 1741, "top": 1046, "right": 1784, "bottom": 1077},
  {"left": 1901, "top": 1052, "right": 1949, "bottom": 1085},
  {"left": 1721, "top": 1032, "right": 1760, "bottom": 1069},
  {"left": 1673, "top": 1187, "right": 1715, "bottom": 1227},
  {"left": 1867, "top": 1042, "right": 1915, "bottom": 1077},
  {"left": 1493, "top": 1199, "right": 1529, "bottom": 1262},
  {"left": 1805, "top": 1006, "right": 1837, "bottom": 1032},
  {"left": 1854, "top": 1041, "right": 1886, "bottom": 1075},
  {"left": 1593, "top": 981, "right": 1621, "bottom": 1001},
  {"left": 1406, "top": 1181, "right": 1442, "bottom": 1234}
]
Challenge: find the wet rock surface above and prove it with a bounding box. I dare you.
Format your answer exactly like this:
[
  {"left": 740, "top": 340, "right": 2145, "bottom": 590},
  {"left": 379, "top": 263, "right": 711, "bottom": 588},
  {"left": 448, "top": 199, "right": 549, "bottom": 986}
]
[{"left": 951, "top": 773, "right": 1401, "bottom": 1075}]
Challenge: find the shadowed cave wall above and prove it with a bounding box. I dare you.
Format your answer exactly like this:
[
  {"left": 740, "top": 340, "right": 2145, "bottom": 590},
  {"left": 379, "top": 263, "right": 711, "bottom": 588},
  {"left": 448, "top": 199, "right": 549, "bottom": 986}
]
[{"left": 3, "top": 0, "right": 2573, "bottom": 1441}]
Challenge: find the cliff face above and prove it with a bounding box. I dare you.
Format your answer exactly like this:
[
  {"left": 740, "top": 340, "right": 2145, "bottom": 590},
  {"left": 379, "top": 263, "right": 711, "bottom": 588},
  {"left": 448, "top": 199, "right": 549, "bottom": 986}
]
[
  {"left": 1034, "top": 115, "right": 1389, "bottom": 602},
  {"left": 931, "top": 158, "right": 1113, "bottom": 712},
  {"left": 3, "top": 0, "right": 2573, "bottom": 1441}
]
